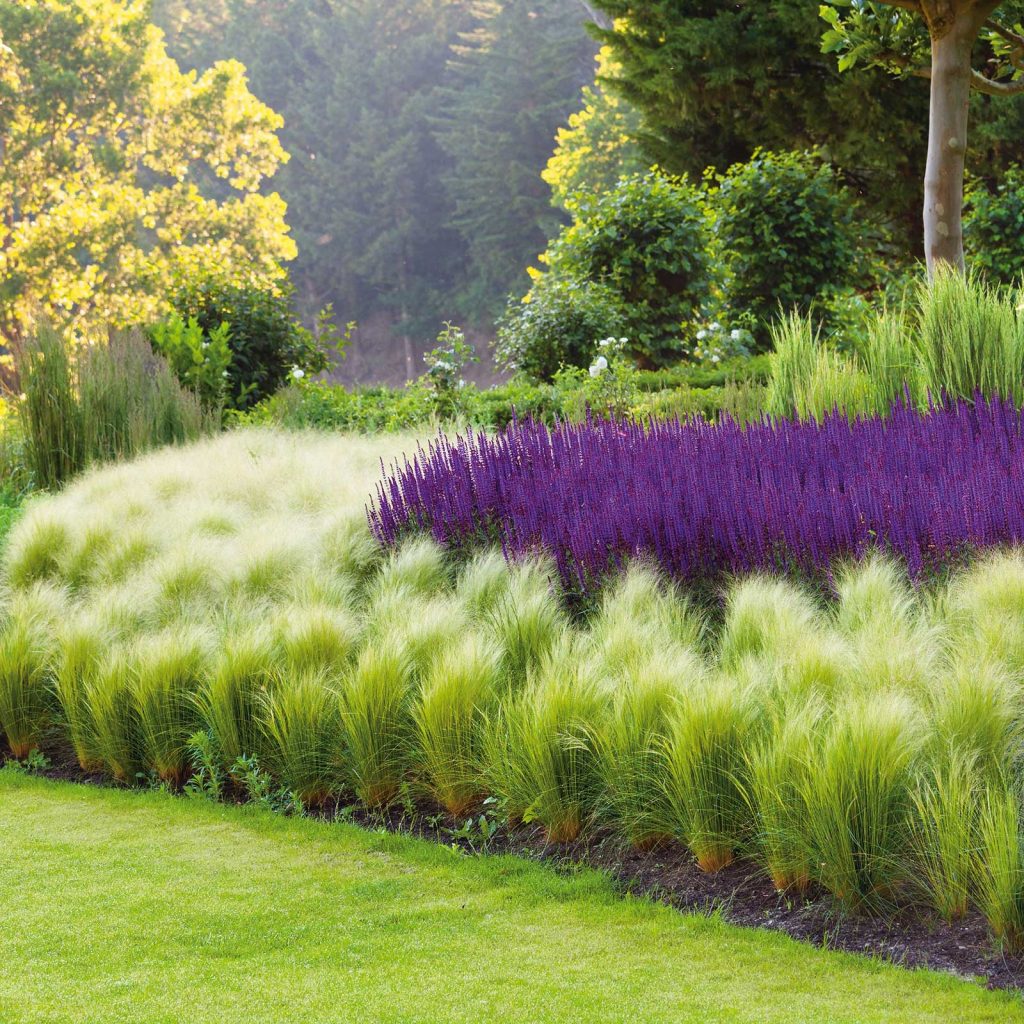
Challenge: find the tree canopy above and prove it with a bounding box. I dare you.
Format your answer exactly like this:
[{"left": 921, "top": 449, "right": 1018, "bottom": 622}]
[{"left": 0, "top": 0, "right": 294, "bottom": 340}]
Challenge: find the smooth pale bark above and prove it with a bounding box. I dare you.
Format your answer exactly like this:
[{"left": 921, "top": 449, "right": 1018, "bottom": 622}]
[{"left": 923, "top": 17, "right": 976, "bottom": 273}]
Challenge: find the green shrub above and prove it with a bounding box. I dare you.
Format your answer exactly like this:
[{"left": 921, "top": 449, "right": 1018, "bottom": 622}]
[
  {"left": 169, "top": 277, "right": 330, "bottom": 411},
  {"left": 149, "top": 313, "right": 232, "bottom": 410},
  {"left": 710, "top": 150, "right": 862, "bottom": 339},
  {"left": 965, "top": 166, "right": 1024, "bottom": 285},
  {"left": 536, "top": 171, "right": 710, "bottom": 367},
  {"left": 496, "top": 277, "right": 627, "bottom": 383}
]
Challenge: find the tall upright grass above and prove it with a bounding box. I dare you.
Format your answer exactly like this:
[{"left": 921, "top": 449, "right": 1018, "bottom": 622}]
[
  {"left": 414, "top": 635, "right": 500, "bottom": 816},
  {"left": 259, "top": 670, "right": 343, "bottom": 806},
  {"left": 766, "top": 271, "right": 1024, "bottom": 420},
  {"left": 485, "top": 645, "right": 606, "bottom": 843},
  {"left": 800, "top": 693, "right": 923, "bottom": 909},
  {"left": 13, "top": 324, "right": 217, "bottom": 490},
  {"left": 0, "top": 585, "right": 60, "bottom": 758}
]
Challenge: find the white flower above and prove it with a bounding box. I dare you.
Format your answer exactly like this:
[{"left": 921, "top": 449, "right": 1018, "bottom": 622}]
[
  {"left": 696, "top": 330, "right": 708, "bottom": 341},
  {"left": 731, "top": 329, "right": 742, "bottom": 341},
  {"left": 291, "top": 367, "right": 305, "bottom": 380},
  {"left": 594, "top": 355, "right": 608, "bottom": 371},
  {"left": 709, "top": 321, "right": 721, "bottom": 331},
  {"left": 457, "top": 378, "right": 466, "bottom": 389},
  {"left": 618, "top": 337, "right": 628, "bottom": 345},
  {"left": 711, "top": 355, "right": 721, "bottom": 364},
  {"left": 598, "top": 338, "right": 611, "bottom": 348}
]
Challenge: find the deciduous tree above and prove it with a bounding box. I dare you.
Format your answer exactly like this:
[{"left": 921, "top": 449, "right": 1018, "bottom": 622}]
[
  {"left": 822, "top": 0, "right": 1024, "bottom": 272},
  {"left": 0, "top": 0, "right": 294, "bottom": 340}
]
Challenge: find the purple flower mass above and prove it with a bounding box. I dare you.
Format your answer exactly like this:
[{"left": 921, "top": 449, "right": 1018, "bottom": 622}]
[{"left": 369, "top": 400, "right": 1024, "bottom": 589}]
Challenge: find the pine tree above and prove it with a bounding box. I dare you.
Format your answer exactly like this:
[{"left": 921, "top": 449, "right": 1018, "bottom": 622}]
[{"left": 435, "top": 0, "right": 598, "bottom": 315}]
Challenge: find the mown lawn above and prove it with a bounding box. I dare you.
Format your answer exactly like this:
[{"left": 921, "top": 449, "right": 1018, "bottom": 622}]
[{"left": 0, "top": 773, "right": 1021, "bottom": 1024}]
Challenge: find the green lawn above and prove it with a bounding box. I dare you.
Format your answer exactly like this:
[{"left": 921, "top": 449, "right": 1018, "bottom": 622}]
[{"left": 0, "top": 774, "right": 1021, "bottom": 1024}]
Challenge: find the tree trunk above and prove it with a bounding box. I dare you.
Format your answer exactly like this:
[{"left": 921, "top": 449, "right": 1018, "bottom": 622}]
[{"left": 923, "top": 17, "right": 976, "bottom": 274}]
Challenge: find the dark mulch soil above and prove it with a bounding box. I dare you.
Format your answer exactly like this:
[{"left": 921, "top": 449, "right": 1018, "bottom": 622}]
[{"left": 17, "top": 751, "right": 1024, "bottom": 994}]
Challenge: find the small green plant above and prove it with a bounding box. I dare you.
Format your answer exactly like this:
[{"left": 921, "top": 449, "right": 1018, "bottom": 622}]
[
  {"left": 184, "top": 729, "right": 225, "bottom": 802},
  {"left": 419, "top": 323, "right": 477, "bottom": 419},
  {"left": 5, "top": 748, "right": 51, "bottom": 774},
  {"left": 149, "top": 313, "right": 232, "bottom": 410},
  {"left": 231, "top": 752, "right": 303, "bottom": 815},
  {"left": 446, "top": 798, "right": 505, "bottom": 851},
  {"left": 555, "top": 336, "right": 639, "bottom": 420},
  {"left": 688, "top": 320, "right": 754, "bottom": 365}
]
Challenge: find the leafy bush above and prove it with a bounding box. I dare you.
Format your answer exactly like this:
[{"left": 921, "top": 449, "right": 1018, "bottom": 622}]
[
  {"left": 710, "top": 150, "right": 862, "bottom": 339},
  {"left": 496, "top": 278, "right": 627, "bottom": 382},
  {"left": 240, "top": 356, "right": 768, "bottom": 434},
  {"left": 965, "top": 166, "right": 1024, "bottom": 285},
  {"left": 149, "top": 314, "right": 232, "bottom": 410},
  {"left": 168, "top": 277, "right": 331, "bottom": 410},
  {"left": 536, "top": 172, "right": 711, "bottom": 367}
]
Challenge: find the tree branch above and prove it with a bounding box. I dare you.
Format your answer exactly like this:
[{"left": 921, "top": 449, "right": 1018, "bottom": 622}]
[
  {"left": 872, "top": 0, "right": 924, "bottom": 10},
  {"left": 971, "top": 68, "right": 1024, "bottom": 94},
  {"left": 984, "top": 19, "right": 1024, "bottom": 47}
]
